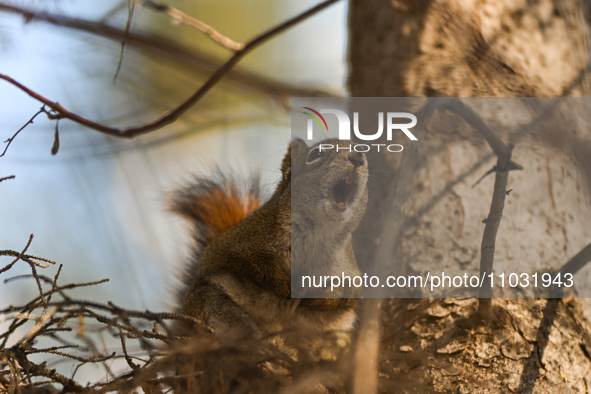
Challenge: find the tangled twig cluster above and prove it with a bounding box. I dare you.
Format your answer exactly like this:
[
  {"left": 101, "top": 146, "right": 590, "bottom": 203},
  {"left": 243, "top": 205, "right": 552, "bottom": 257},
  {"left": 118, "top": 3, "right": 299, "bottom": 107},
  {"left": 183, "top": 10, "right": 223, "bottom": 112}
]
[
  {"left": 0, "top": 236, "right": 351, "bottom": 394},
  {"left": 0, "top": 235, "right": 178, "bottom": 392}
]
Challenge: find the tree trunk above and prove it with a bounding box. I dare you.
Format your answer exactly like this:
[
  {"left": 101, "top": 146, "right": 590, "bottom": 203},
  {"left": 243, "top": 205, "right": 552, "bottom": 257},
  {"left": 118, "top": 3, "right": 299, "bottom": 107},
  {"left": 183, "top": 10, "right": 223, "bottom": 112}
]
[{"left": 349, "top": 0, "right": 591, "bottom": 392}]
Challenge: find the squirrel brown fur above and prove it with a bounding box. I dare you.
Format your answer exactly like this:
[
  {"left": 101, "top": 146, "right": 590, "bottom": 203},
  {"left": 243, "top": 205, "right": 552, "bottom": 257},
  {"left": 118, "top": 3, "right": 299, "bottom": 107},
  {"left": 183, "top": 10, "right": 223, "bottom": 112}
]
[{"left": 172, "top": 138, "right": 368, "bottom": 335}]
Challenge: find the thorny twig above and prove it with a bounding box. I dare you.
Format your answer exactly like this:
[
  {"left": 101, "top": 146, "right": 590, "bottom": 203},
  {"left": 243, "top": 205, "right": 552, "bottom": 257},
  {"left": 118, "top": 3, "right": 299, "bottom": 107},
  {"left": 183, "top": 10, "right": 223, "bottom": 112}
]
[
  {"left": 422, "top": 97, "right": 522, "bottom": 319},
  {"left": 0, "top": 0, "right": 340, "bottom": 140}
]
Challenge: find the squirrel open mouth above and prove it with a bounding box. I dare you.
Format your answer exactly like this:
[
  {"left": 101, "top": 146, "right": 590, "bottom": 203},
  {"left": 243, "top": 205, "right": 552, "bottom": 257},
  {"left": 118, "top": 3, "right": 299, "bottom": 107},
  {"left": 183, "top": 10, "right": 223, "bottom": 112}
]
[{"left": 330, "top": 174, "right": 358, "bottom": 212}]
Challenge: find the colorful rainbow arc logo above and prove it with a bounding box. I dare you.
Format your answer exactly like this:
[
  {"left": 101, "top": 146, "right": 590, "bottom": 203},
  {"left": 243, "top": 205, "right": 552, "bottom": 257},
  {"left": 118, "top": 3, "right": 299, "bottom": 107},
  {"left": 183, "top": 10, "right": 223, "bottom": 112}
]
[{"left": 302, "top": 107, "right": 328, "bottom": 131}]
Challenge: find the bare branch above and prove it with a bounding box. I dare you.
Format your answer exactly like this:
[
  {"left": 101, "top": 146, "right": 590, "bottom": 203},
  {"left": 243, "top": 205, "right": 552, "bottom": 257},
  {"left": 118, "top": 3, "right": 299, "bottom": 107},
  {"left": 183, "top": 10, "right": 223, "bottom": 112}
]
[
  {"left": 421, "top": 97, "right": 523, "bottom": 164},
  {"left": 0, "top": 2, "right": 329, "bottom": 98},
  {"left": 0, "top": 0, "right": 340, "bottom": 139},
  {"left": 143, "top": 0, "right": 244, "bottom": 51},
  {"left": 559, "top": 242, "right": 591, "bottom": 278},
  {"left": 0, "top": 2, "right": 329, "bottom": 100}
]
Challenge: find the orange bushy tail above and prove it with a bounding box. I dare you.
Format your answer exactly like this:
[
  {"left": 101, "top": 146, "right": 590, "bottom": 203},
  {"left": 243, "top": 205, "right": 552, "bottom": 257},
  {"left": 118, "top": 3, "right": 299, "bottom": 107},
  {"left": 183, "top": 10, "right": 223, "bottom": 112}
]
[{"left": 171, "top": 173, "right": 261, "bottom": 250}]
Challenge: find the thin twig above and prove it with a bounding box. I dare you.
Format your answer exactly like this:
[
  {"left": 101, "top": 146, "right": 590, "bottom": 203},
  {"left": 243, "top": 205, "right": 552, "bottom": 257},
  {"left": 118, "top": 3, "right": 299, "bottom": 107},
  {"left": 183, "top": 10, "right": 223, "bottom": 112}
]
[
  {"left": 143, "top": 0, "right": 244, "bottom": 51},
  {"left": 38, "top": 349, "right": 116, "bottom": 364},
  {"left": 45, "top": 264, "right": 62, "bottom": 306},
  {"left": 28, "top": 263, "right": 46, "bottom": 306},
  {"left": 28, "top": 345, "right": 77, "bottom": 353},
  {"left": 0, "top": 312, "right": 38, "bottom": 324},
  {"left": 0, "top": 175, "right": 15, "bottom": 182},
  {"left": 9, "top": 347, "right": 84, "bottom": 392},
  {"left": 113, "top": 0, "right": 137, "bottom": 82},
  {"left": 0, "top": 251, "right": 55, "bottom": 268},
  {"left": 0, "top": 235, "right": 37, "bottom": 275},
  {"left": 0, "top": 0, "right": 340, "bottom": 138},
  {"left": 100, "top": 1, "right": 128, "bottom": 23},
  {"left": 3, "top": 274, "right": 108, "bottom": 302},
  {"left": 20, "top": 308, "right": 57, "bottom": 344},
  {"left": 0, "top": 108, "right": 44, "bottom": 157},
  {"left": 119, "top": 329, "right": 139, "bottom": 370}
]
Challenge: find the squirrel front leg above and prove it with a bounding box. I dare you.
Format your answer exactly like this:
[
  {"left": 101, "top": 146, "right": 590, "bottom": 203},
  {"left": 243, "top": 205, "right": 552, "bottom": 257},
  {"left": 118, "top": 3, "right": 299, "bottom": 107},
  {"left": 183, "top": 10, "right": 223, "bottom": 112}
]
[{"left": 180, "top": 278, "right": 259, "bottom": 335}]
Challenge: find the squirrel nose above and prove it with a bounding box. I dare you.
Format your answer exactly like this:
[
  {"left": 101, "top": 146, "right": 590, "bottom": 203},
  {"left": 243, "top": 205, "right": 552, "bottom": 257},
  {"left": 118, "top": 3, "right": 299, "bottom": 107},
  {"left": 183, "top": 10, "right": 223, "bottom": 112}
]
[{"left": 348, "top": 151, "right": 366, "bottom": 167}]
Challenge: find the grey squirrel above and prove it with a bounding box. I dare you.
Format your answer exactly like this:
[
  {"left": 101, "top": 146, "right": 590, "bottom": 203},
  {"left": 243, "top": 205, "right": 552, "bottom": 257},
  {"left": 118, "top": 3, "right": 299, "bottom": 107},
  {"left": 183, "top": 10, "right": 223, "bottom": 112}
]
[{"left": 172, "top": 138, "right": 368, "bottom": 335}]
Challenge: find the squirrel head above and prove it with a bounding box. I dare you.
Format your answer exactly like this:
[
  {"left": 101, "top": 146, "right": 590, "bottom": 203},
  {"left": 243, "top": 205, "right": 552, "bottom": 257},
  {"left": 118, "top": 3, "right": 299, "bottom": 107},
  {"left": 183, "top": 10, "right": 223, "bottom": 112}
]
[{"left": 286, "top": 138, "right": 369, "bottom": 241}]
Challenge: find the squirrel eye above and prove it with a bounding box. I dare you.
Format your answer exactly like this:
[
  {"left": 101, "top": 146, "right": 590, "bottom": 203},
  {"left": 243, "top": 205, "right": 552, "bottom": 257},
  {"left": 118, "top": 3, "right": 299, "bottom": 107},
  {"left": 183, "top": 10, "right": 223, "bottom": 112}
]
[{"left": 306, "top": 147, "right": 324, "bottom": 163}]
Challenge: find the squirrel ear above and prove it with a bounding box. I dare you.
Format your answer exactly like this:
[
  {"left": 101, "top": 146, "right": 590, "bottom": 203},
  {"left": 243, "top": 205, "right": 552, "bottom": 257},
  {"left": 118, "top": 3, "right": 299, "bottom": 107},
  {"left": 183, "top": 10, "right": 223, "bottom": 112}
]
[{"left": 282, "top": 139, "right": 308, "bottom": 181}]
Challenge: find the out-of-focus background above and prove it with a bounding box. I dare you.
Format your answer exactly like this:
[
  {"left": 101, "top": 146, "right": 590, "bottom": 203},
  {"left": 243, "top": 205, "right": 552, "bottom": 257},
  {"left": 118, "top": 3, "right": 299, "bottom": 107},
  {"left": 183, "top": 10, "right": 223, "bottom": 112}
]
[
  {"left": 0, "top": 0, "right": 347, "bottom": 311},
  {"left": 4, "top": 1, "right": 591, "bottom": 392}
]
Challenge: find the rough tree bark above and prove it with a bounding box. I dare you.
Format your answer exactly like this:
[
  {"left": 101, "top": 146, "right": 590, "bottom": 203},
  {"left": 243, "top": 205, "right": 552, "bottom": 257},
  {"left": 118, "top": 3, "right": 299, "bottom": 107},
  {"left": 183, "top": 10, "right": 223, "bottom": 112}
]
[{"left": 350, "top": 0, "right": 591, "bottom": 392}]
